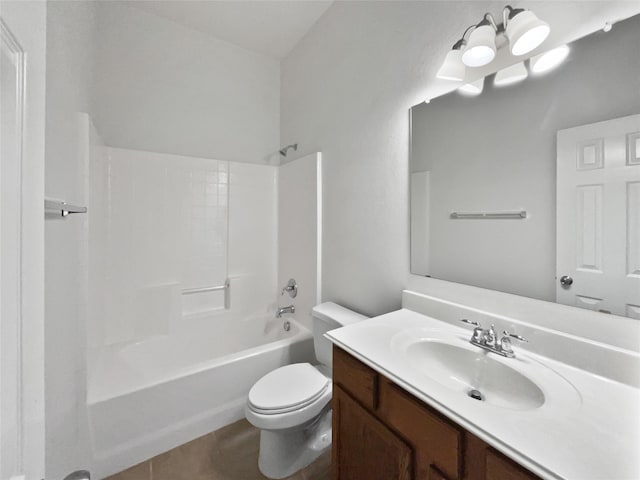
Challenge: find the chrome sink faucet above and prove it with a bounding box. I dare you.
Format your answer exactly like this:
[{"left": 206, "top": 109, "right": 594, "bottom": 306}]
[
  {"left": 276, "top": 305, "right": 295, "bottom": 318},
  {"left": 460, "top": 319, "right": 527, "bottom": 358}
]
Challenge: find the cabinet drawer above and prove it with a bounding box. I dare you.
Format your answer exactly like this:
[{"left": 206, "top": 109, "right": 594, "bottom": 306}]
[
  {"left": 486, "top": 449, "right": 540, "bottom": 480},
  {"left": 332, "top": 346, "right": 378, "bottom": 411},
  {"left": 379, "top": 378, "right": 462, "bottom": 480}
]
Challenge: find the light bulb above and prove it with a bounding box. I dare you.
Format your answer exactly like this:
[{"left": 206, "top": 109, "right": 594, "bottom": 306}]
[
  {"left": 530, "top": 45, "right": 570, "bottom": 74},
  {"left": 462, "top": 25, "right": 496, "bottom": 67},
  {"left": 506, "top": 10, "right": 550, "bottom": 56}
]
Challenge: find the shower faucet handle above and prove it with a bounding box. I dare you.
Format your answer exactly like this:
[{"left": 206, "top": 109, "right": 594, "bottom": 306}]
[{"left": 281, "top": 278, "right": 298, "bottom": 298}]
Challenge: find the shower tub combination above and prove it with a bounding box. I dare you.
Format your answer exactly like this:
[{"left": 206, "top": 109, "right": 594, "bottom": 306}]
[{"left": 88, "top": 312, "right": 313, "bottom": 478}]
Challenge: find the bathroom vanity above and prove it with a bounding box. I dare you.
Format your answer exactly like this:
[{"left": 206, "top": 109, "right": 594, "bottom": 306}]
[
  {"left": 327, "top": 291, "right": 640, "bottom": 480},
  {"left": 332, "top": 346, "right": 538, "bottom": 480}
]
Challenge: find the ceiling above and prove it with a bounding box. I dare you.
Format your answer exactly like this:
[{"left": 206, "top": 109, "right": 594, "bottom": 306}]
[{"left": 129, "top": 0, "right": 334, "bottom": 59}]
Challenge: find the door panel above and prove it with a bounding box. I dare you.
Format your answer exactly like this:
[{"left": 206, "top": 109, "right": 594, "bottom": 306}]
[
  {"left": 575, "top": 185, "right": 603, "bottom": 272},
  {"left": 557, "top": 114, "right": 640, "bottom": 317},
  {"left": 627, "top": 181, "right": 640, "bottom": 276}
]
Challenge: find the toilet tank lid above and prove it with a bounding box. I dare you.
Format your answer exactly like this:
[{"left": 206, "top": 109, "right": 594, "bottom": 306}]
[{"left": 311, "top": 302, "right": 368, "bottom": 326}]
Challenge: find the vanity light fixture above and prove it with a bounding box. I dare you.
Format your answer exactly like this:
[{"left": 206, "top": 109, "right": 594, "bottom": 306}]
[
  {"left": 494, "top": 61, "right": 528, "bottom": 86},
  {"left": 530, "top": 45, "right": 570, "bottom": 74},
  {"left": 437, "top": 6, "right": 550, "bottom": 81},
  {"left": 458, "top": 78, "right": 484, "bottom": 96}
]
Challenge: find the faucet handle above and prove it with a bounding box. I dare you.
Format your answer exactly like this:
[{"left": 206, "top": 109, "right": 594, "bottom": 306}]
[
  {"left": 499, "top": 330, "right": 528, "bottom": 356},
  {"left": 460, "top": 318, "right": 480, "bottom": 327},
  {"left": 281, "top": 278, "right": 298, "bottom": 298},
  {"left": 502, "top": 330, "right": 528, "bottom": 343},
  {"left": 461, "top": 319, "right": 484, "bottom": 343}
]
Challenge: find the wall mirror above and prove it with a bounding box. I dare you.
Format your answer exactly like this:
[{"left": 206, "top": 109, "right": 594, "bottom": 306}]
[{"left": 410, "top": 14, "right": 640, "bottom": 318}]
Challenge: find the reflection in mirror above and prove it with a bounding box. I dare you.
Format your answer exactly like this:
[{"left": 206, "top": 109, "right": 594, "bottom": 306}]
[{"left": 410, "top": 14, "right": 640, "bottom": 318}]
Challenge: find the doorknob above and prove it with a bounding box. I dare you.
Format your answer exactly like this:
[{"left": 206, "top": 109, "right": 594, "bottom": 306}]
[{"left": 560, "top": 275, "right": 573, "bottom": 287}]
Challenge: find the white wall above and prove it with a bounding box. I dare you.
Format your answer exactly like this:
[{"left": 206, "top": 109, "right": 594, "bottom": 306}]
[
  {"left": 43, "top": 2, "right": 97, "bottom": 477},
  {"left": 281, "top": 1, "right": 640, "bottom": 317},
  {"left": 278, "top": 153, "right": 322, "bottom": 329},
  {"left": 86, "top": 117, "right": 108, "bottom": 356},
  {"left": 281, "top": 1, "right": 459, "bottom": 316},
  {"left": 93, "top": 2, "right": 280, "bottom": 164}
]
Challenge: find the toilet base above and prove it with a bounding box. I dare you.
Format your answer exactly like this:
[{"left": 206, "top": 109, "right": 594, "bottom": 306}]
[{"left": 257, "top": 409, "right": 332, "bottom": 479}]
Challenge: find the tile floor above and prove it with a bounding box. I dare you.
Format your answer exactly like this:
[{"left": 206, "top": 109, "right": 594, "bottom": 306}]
[{"left": 105, "top": 419, "right": 331, "bottom": 480}]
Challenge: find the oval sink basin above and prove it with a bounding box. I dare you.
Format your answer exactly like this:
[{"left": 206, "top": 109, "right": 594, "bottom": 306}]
[
  {"left": 391, "top": 329, "right": 581, "bottom": 412},
  {"left": 404, "top": 340, "right": 545, "bottom": 410}
]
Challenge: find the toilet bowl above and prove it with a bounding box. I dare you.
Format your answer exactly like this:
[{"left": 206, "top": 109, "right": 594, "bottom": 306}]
[{"left": 245, "top": 302, "right": 367, "bottom": 479}]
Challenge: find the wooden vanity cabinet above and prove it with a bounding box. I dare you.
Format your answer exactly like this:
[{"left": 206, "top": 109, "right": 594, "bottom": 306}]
[{"left": 332, "top": 346, "right": 540, "bottom": 480}]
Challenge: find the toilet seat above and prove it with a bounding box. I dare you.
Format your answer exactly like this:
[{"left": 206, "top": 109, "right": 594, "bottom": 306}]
[{"left": 248, "top": 363, "right": 330, "bottom": 415}]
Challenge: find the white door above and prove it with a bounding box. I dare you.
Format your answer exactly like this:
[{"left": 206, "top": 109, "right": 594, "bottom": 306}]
[
  {"left": 557, "top": 114, "right": 640, "bottom": 318},
  {"left": 0, "top": 3, "right": 46, "bottom": 480}
]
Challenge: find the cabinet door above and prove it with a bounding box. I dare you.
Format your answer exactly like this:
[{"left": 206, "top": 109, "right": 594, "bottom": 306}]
[
  {"left": 486, "top": 449, "right": 540, "bottom": 480},
  {"left": 429, "top": 465, "right": 451, "bottom": 480},
  {"left": 333, "top": 385, "right": 413, "bottom": 480},
  {"left": 379, "top": 379, "right": 462, "bottom": 480}
]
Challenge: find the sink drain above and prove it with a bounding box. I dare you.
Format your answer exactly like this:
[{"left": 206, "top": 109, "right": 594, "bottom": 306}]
[{"left": 468, "top": 389, "right": 484, "bottom": 401}]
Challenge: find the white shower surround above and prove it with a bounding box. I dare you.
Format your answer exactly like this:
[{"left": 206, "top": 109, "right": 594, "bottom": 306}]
[
  {"left": 88, "top": 313, "right": 313, "bottom": 478},
  {"left": 86, "top": 139, "right": 322, "bottom": 476}
]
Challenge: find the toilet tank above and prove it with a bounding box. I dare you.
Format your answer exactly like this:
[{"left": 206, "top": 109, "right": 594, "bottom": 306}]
[{"left": 311, "top": 302, "right": 368, "bottom": 368}]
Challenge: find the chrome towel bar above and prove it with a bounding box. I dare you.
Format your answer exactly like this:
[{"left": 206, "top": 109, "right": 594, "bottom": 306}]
[
  {"left": 45, "top": 198, "right": 87, "bottom": 217},
  {"left": 450, "top": 210, "right": 527, "bottom": 219}
]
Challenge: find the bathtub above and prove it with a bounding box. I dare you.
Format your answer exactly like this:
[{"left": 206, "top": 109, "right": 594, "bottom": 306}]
[{"left": 87, "top": 312, "right": 313, "bottom": 478}]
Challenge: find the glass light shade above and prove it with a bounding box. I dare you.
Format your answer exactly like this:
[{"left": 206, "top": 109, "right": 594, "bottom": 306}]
[
  {"left": 436, "top": 49, "right": 465, "bottom": 81},
  {"left": 461, "top": 25, "right": 496, "bottom": 67},
  {"left": 530, "top": 45, "right": 570, "bottom": 74},
  {"left": 458, "top": 78, "right": 484, "bottom": 96},
  {"left": 494, "top": 62, "right": 528, "bottom": 86},
  {"left": 506, "top": 10, "right": 550, "bottom": 56}
]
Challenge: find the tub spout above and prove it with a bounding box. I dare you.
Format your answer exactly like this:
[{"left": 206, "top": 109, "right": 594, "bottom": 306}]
[{"left": 276, "top": 305, "right": 295, "bottom": 318}]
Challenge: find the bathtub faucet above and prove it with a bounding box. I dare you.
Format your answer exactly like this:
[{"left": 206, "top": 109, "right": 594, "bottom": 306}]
[{"left": 276, "top": 305, "right": 295, "bottom": 318}]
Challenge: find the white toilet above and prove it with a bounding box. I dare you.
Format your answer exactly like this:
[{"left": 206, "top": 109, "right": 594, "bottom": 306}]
[{"left": 245, "top": 302, "right": 367, "bottom": 479}]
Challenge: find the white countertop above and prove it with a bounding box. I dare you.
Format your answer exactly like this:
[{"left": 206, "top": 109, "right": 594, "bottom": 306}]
[{"left": 326, "top": 308, "right": 640, "bottom": 480}]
